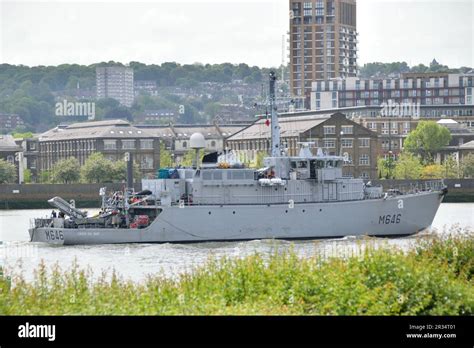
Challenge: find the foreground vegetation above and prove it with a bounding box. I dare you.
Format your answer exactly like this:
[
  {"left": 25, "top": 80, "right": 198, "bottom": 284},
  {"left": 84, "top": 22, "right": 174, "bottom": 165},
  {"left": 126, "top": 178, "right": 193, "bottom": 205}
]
[{"left": 0, "top": 233, "right": 473, "bottom": 315}]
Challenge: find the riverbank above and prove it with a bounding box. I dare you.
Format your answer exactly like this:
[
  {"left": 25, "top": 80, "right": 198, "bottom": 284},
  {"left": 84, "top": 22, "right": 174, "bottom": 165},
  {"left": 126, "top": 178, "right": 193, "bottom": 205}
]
[
  {"left": 1, "top": 233, "right": 472, "bottom": 315},
  {"left": 0, "top": 183, "right": 142, "bottom": 209}
]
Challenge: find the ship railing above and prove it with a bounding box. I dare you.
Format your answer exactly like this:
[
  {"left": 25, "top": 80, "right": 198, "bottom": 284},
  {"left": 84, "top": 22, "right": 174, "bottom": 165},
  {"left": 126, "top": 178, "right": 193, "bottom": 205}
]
[
  {"left": 33, "top": 218, "right": 53, "bottom": 228},
  {"left": 386, "top": 179, "right": 445, "bottom": 195}
]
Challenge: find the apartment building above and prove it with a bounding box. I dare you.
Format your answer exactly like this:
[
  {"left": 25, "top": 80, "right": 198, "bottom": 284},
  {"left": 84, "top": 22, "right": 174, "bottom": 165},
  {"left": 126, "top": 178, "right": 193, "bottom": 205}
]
[
  {"left": 289, "top": 0, "right": 358, "bottom": 105},
  {"left": 96, "top": 67, "right": 134, "bottom": 107},
  {"left": 311, "top": 72, "right": 474, "bottom": 110}
]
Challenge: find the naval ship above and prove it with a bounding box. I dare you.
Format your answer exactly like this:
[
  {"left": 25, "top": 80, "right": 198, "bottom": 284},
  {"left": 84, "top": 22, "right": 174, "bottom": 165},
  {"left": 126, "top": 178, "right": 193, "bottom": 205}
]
[{"left": 29, "top": 72, "right": 447, "bottom": 245}]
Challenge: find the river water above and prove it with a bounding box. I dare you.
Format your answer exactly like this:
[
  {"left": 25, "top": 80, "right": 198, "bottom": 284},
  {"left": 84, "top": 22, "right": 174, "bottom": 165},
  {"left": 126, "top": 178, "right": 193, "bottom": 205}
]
[{"left": 0, "top": 203, "right": 472, "bottom": 282}]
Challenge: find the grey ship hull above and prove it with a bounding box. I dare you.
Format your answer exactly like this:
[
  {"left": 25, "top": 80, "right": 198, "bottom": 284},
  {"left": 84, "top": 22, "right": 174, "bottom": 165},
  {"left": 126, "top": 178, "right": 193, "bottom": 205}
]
[{"left": 29, "top": 191, "right": 444, "bottom": 245}]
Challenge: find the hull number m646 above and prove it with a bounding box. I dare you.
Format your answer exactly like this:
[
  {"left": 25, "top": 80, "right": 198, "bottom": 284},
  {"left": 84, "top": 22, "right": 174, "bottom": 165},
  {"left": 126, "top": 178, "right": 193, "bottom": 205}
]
[
  {"left": 45, "top": 230, "right": 64, "bottom": 241},
  {"left": 379, "top": 214, "right": 401, "bottom": 225}
]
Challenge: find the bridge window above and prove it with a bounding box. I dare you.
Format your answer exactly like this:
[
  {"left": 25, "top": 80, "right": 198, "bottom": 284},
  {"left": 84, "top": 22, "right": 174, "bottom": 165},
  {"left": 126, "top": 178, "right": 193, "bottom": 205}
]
[{"left": 297, "top": 161, "right": 308, "bottom": 168}]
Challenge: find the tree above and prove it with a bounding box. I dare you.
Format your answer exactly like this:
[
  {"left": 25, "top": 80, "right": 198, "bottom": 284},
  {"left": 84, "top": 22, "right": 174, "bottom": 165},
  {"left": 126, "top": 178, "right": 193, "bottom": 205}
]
[
  {"left": 0, "top": 159, "right": 17, "bottom": 184},
  {"left": 421, "top": 164, "right": 444, "bottom": 179},
  {"left": 203, "top": 103, "right": 222, "bottom": 120},
  {"left": 51, "top": 157, "right": 81, "bottom": 183},
  {"left": 393, "top": 152, "right": 422, "bottom": 179},
  {"left": 442, "top": 154, "right": 460, "bottom": 179},
  {"left": 403, "top": 121, "right": 451, "bottom": 163},
  {"left": 12, "top": 132, "right": 33, "bottom": 139},
  {"left": 110, "top": 160, "right": 141, "bottom": 182},
  {"left": 159, "top": 141, "right": 174, "bottom": 168},
  {"left": 377, "top": 156, "right": 396, "bottom": 179},
  {"left": 38, "top": 170, "right": 51, "bottom": 183},
  {"left": 181, "top": 149, "right": 205, "bottom": 167},
  {"left": 23, "top": 168, "right": 32, "bottom": 183},
  {"left": 96, "top": 97, "right": 120, "bottom": 110},
  {"left": 104, "top": 106, "right": 133, "bottom": 121},
  {"left": 80, "top": 153, "right": 114, "bottom": 183},
  {"left": 461, "top": 153, "right": 474, "bottom": 178}
]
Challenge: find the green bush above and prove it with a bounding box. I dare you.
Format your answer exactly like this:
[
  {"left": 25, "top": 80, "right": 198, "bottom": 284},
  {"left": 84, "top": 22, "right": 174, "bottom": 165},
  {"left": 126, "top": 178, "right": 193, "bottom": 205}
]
[{"left": 0, "top": 234, "right": 472, "bottom": 315}]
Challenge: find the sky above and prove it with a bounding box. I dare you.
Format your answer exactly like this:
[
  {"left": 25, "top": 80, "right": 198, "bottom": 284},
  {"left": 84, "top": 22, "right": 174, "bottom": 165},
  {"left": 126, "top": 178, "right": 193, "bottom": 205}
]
[{"left": 0, "top": 0, "right": 472, "bottom": 68}]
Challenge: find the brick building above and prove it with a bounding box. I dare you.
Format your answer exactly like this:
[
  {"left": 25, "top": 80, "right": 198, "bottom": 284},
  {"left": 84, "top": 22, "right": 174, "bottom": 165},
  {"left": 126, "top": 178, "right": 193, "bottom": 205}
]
[{"left": 226, "top": 112, "right": 378, "bottom": 179}]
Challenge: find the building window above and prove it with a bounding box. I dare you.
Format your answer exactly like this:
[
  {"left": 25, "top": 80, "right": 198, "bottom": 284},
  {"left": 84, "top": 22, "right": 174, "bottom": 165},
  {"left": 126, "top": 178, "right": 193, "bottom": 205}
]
[
  {"left": 359, "top": 138, "right": 370, "bottom": 148},
  {"left": 341, "top": 125, "right": 353, "bottom": 135},
  {"left": 323, "top": 126, "right": 336, "bottom": 135},
  {"left": 360, "top": 172, "right": 369, "bottom": 179},
  {"left": 366, "top": 122, "right": 376, "bottom": 130},
  {"left": 359, "top": 154, "right": 370, "bottom": 166},
  {"left": 341, "top": 138, "right": 353, "bottom": 148},
  {"left": 324, "top": 139, "right": 336, "bottom": 148},
  {"left": 104, "top": 140, "right": 117, "bottom": 150},
  {"left": 182, "top": 141, "right": 187, "bottom": 149},
  {"left": 140, "top": 139, "right": 153, "bottom": 149},
  {"left": 210, "top": 140, "right": 216, "bottom": 148},
  {"left": 122, "top": 140, "right": 135, "bottom": 150},
  {"left": 403, "top": 122, "right": 411, "bottom": 134},
  {"left": 141, "top": 155, "right": 154, "bottom": 170}
]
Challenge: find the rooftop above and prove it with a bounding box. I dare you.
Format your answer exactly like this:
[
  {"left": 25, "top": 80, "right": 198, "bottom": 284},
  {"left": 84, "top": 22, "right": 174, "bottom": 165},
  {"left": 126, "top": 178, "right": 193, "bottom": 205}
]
[
  {"left": 39, "top": 119, "right": 154, "bottom": 141},
  {"left": 460, "top": 140, "right": 474, "bottom": 150},
  {"left": 227, "top": 114, "right": 332, "bottom": 141},
  {"left": 0, "top": 135, "right": 22, "bottom": 152},
  {"left": 136, "top": 124, "right": 246, "bottom": 139}
]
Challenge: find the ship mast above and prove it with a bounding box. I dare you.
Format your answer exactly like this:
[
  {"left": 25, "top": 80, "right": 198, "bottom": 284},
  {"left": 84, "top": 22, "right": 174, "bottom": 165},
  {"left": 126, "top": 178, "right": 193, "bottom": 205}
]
[{"left": 269, "top": 71, "right": 281, "bottom": 157}]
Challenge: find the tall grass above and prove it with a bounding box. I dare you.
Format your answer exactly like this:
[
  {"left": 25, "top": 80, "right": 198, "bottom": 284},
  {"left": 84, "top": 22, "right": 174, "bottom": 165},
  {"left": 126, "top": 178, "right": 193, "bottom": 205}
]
[{"left": 0, "top": 233, "right": 473, "bottom": 315}]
